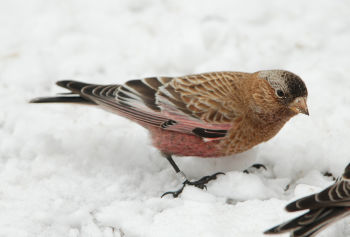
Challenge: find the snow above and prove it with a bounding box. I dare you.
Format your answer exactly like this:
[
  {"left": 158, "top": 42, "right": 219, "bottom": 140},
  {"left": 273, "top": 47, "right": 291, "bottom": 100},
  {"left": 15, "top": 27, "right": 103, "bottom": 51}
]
[{"left": 1, "top": 0, "right": 350, "bottom": 236}]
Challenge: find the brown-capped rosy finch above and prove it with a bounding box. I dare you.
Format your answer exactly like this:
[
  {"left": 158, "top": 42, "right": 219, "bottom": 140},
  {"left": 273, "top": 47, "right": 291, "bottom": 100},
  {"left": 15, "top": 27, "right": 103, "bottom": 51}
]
[
  {"left": 265, "top": 163, "right": 350, "bottom": 237},
  {"left": 31, "top": 70, "right": 309, "bottom": 197}
]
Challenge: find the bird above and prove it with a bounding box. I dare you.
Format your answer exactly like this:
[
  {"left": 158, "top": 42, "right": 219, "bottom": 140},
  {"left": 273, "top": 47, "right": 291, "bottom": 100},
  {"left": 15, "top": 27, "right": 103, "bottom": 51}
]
[
  {"left": 265, "top": 163, "right": 350, "bottom": 237},
  {"left": 30, "top": 70, "right": 309, "bottom": 197}
]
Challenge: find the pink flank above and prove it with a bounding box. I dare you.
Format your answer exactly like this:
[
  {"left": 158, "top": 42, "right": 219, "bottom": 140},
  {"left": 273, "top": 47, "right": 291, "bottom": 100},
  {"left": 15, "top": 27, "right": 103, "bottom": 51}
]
[{"left": 147, "top": 126, "right": 223, "bottom": 157}]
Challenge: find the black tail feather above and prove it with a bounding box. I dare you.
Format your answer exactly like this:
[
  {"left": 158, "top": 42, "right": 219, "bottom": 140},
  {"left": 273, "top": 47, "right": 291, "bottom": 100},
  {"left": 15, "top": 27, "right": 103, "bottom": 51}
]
[
  {"left": 30, "top": 80, "right": 98, "bottom": 105},
  {"left": 56, "top": 80, "right": 94, "bottom": 94},
  {"left": 30, "top": 96, "right": 96, "bottom": 104}
]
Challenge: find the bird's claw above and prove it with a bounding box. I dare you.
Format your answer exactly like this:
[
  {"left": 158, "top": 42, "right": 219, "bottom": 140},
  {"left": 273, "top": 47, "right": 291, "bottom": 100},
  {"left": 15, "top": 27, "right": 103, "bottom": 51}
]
[
  {"left": 161, "top": 185, "right": 186, "bottom": 198},
  {"left": 161, "top": 172, "right": 225, "bottom": 198},
  {"left": 323, "top": 171, "right": 336, "bottom": 181},
  {"left": 243, "top": 163, "right": 267, "bottom": 174}
]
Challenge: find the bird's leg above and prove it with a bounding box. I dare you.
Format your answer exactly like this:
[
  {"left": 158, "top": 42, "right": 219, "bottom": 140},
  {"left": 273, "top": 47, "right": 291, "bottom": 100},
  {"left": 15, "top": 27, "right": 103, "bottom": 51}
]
[{"left": 161, "top": 153, "right": 225, "bottom": 198}]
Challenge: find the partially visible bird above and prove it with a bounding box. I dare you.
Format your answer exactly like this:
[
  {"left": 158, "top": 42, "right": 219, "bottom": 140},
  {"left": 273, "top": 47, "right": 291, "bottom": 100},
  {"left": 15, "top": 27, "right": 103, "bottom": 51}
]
[
  {"left": 30, "top": 70, "right": 309, "bottom": 197},
  {"left": 265, "top": 163, "right": 350, "bottom": 237}
]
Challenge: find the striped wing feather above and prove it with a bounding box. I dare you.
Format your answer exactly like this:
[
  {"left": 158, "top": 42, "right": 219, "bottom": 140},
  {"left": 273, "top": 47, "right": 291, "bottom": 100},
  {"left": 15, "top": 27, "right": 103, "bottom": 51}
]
[
  {"left": 265, "top": 164, "right": 350, "bottom": 237},
  {"left": 266, "top": 207, "right": 350, "bottom": 237},
  {"left": 287, "top": 179, "right": 350, "bottom": 212}
]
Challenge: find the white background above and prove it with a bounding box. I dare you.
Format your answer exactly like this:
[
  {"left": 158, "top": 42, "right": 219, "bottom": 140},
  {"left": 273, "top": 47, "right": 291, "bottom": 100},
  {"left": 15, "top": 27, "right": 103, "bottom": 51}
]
[{"left": 1, "top": 0, "right": 350, "bottom": 236}]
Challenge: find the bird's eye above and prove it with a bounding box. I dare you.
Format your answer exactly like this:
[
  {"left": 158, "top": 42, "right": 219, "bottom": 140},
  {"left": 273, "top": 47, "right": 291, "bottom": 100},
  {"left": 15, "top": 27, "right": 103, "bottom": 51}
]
[{"left": 276, "top": 90, "right": 285, "bottom": 97}]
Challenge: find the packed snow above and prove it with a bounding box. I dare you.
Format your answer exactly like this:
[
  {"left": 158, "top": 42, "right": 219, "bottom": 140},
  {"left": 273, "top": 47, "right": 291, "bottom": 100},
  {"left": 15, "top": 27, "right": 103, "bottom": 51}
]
[{"left": 1, "top": 0, "right": 350, "bottom": 236}]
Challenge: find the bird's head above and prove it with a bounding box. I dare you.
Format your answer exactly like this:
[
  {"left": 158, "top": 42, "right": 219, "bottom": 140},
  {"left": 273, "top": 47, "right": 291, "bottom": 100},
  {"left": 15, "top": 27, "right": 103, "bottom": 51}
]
[{"left": 257, "top": 70, "right": 309, "bottom": 116}]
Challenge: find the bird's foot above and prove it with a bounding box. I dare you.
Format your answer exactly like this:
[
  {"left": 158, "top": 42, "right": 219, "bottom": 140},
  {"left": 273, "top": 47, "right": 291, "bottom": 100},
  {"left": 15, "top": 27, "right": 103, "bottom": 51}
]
[
  {"left": 161, "top": 172, "right": 225, "bottom": 198},
  {"left": 323, "top": 171, "right": 336, "bottom": 181},
  {"left": 243, "top": 163, "right": 267, "bottom": 174}
]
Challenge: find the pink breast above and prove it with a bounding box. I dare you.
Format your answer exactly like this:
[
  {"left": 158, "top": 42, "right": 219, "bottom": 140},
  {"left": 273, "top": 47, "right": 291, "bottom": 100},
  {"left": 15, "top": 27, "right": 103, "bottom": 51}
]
[{"left": 147, "top": 127, "right": 223, "bottom": 158}]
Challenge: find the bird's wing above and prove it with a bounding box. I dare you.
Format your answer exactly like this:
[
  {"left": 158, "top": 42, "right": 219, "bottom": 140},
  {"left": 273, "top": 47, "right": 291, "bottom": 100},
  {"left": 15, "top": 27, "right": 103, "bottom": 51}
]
[
  {"left": 265, "top": 207, "right": 350, "bottom": 237},
  {"left": 116, "top": 72, "right": 247, "bottom": 139},
  {"left": 265, "top": 164, "right": 350, "bottom": 237},
  {"left": 64, "top": 72, "right": 246, "bottom": 139},
  {"left": 157, "top": 72, "right": 245, "bottom": 124},
  {"left": 58, "top": 79, "right": 170, "bottom": 128},
  {"left": 286, "top": 180, "right": 350, "bottom": 212}
]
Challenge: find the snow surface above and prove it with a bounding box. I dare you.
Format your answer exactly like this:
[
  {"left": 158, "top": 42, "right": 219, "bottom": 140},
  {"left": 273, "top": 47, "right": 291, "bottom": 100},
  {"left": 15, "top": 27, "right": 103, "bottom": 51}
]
[{"left": 1, "top": 0, "right": 350, "bottom": 236}]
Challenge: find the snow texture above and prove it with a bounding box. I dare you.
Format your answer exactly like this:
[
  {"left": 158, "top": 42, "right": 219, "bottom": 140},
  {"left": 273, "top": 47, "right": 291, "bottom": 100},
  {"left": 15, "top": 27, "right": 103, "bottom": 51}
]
[{"left": 1, "top": 0, "right": 350, "bottom": 236}]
